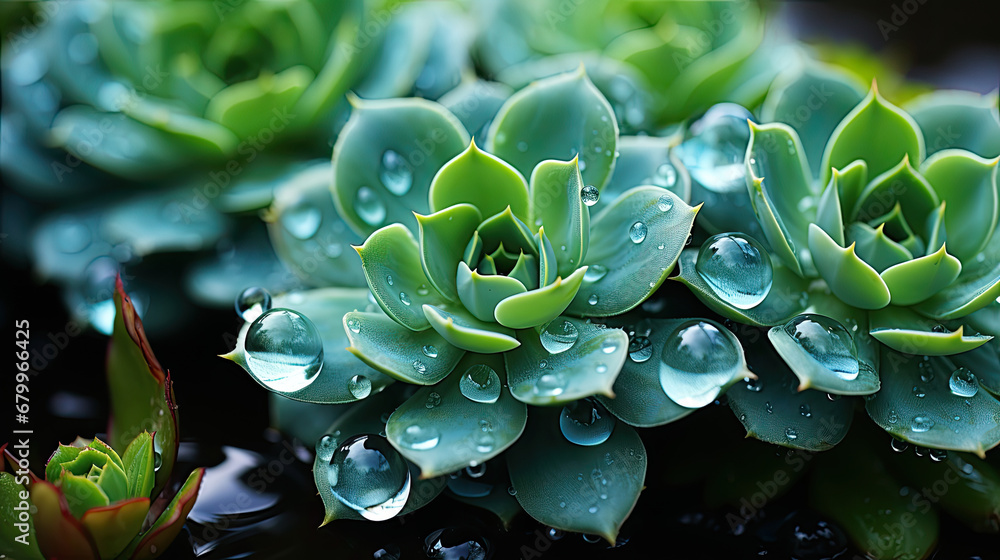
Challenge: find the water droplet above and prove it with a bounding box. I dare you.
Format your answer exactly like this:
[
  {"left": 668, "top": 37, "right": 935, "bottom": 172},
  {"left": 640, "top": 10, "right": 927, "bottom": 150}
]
[
  {"left": 745, "top": 376, "right": 763, "bottom": 392},
  {"left": 656, "top": 164, "right": 677, "bottom": 188},
  {"left": 580, "top": 185, "right": 600, "bottom": 206},
  {"left": 601, "top": 339, "right": 618, "bottom": 354},
  {"left": 765, "top": 401, "right": 774, "bottom": 414},
  {"left": 588, "top": 294, "right": 599, "bottom": 306},
  {"left": 533, "top": 372, "right": 566, "bottom": 397},
  {"left": 785, "top": 427, "right": 798, "bottom": 440},
  {"left": 416, "top": 284, "right": 430, "bottom": 296},
  {"left": 459, "top": 364, "right": 502, "bottom": 404},
  {"left": 781, "top": 314, "right": 859, "bottom": 380},
  {"left": 422, "top": 345, "right": 438, "bottom": 358},
  {"left": 348, "top": 375, "right": 372, "bottom": 399},
  {"left": 659, "top": 320, "right": 739, "bottom": 407},
  {"left": 380, "top": 150, "right": 413, "bottom": 196},
  {"left": 474, "top": 431, "right": 495, "bottom": 453},
  {"left": 347, "top": 317, "right": 362, "bottom": 333},
  {"left": 386, "top": 275, "right": 394, "bottom": 286},
  {"left": 328, "top": 434, "right": 410, "bottom": 521},
  {"left": 400, "top": 425, "right": 440, "bottom": 450},
  {"left": 413, "top": 360, "right": 427, "bottom": 375},
  {"left": 424, "top": 528, "right": 490, "bottom": 560},
  {"left": 356, "top": 187, "right": 387, "bottom": 227},
  {"left": 910, "top": 416, "right": 934, "bottom": 433},
  {"left": 827, "top": 393, "right": 841, "bottom": 402},
  {"left": 629, "top": 221, "right": 647, "bottom": 244},
  {"left": 888, "top": 410, "right": 899, "bottom": 424},
  {"left": 912, "top": 386, "right": 926, "bottom": 398},
  {"left": 890, "top": 438, "right": 909, "bottom": 453},
  {"left": 244, "top": 309, "right": 324, "bottom": 393},
  {"left": 675, "top": 103, "right": 753, "bottom": 192},
  {"left": 656, "top": 193, "right": 674, "bottom": 212},
  {"left": 696, "top": 233, "right": 773, "bottom": 309},
  {"left": 425, "top": 392, "right": 442, "bottom": 408},
  {"left": 799, "top": 404, "right": 812, "bottom": 418},
  {"left": 949, "top": 367, "right": 978, "bottom": 398},
  {"left": 584, "top": 265, "right": 607, "bottom": 283},
  {"left": 235, "top": 286, "right": 272, "bottom": 322},
  {"left": 152, "top": 451, "right": 162, "bottom": 471},
  {"left": 628, "top": 336, "right": 652, "bottom": 363},
  {"left": 588, "top": 506, "right": 598, "bottom": 514},
  {"left": 517, "top": 141, "right": 528, "bottom": 152},
  {"left": 540, "top": 320, "right": 579, "bottom": 354},
  {"left": 559, "top": 398, "right": 615, "bottom": 446},
  {"left": 595, "top": 363, "right": 608, "bottom": 374},
  {"left": 282, "top": 204, "right": 322, "bottom": 240},
  {"left": 507, "top": 485, "right": 517, "bottom": 496},
  {"left": 399, "top": 292, "right": 411, "bottom": 306},
  {"left": 929, "top": 449, "right": 948, "bottom": 462}
]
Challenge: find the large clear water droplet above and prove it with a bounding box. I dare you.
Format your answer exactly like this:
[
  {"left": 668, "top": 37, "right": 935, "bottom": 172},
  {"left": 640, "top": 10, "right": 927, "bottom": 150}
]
[
  {"left": 910, "top": 416, "right": 934, "bottom": 433},
  {"left": 675, "top": 103, "right": 753, "bottom": 192},
  {"left": 628, "top": 336, "right": 652, "bottom": 363},
  {"left": 380, "top": 150, "right": 413, "bottom": 196},
  {"left": 533, "top": 372, "right": 566, "bottom": 397},
  {"left": 235, "top": 286, "right": 272, "bottom": 322},
  {"left": 424, "top": 528, "right": 489, "bottom": 560},
  {"left": 328, "top": 434, "right": 410, "bottom": 521},
  {"left": 949, "top": 367, "right": 979, "bottom": 398},
  {"left": 348, "top": 374, "right": 372, "bottom": 399},
  {"left": 399, "top": 425, "right": 440, "bottom": 450},
  {"left": 580, "top": 185, "right": 600, "bottom": 206},
  {"left": 540, "top": 320, "right": 579, "bottom": 354},
  {"left": 656, "top": 193, "right": 674, "bottom": 212},
  {"left": 696, "top": 232, "right": 772, "bottom": 309},
  {"left": 588, "top": 294, "right": 599, "bottom": 306},
  {"left": 629, "top": 221, "right": 647, "bottom": 244},
  {"left": 244, "top": 309, "right": 324, "bottom": 393},
  {"left": 422, "top": 345, "right": 438, "bottom": 358},
  {"left": 658, "top": 320, "right": 738, "bottom": 408},
  {"left": 559, "top": 398, "right": 615, "bottom": 446},
  {"left": 584, "top": 265, "right": 607, "bottom": 283},
  {"left": 781, "top": 314, "right": 859, "bottom": 380},
  {"left": 459, "top": 364, "right": 501, "bottom": 404},
  {"left": 655, "top": 164, "right": 677, "bottom": 189},
  {"left": 282, "top": 204, "right": 322, "bottom": 240},
  {"left": 355, "top": 186, "right": 387, "bottom": 227}
]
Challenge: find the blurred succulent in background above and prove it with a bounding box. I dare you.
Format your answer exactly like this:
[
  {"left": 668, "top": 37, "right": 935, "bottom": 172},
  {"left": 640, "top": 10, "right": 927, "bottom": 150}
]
[{"left": 0, "top": 279, "right": 203, "bottom": 559}]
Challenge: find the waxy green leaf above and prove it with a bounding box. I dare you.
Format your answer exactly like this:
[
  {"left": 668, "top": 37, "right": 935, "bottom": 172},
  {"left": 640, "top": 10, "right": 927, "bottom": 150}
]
[
  {"left": 345, "top": 311, "right": 464, "bottom": 385},
  {"left": 429, "top": 141, "right": 530, "bottom": 222},
  {"left": 529, "top": 158, "right": 590, "bottom": 277},
  {"left": 422, "top": 303, "right": 520, "bottom": 353},
  {"left": 416, "top": 204, "right": 483, "bottom": 302},
  {"left": 919, "top": 149, "right": 999, "bottom": 261},
  {"left": 808, "top": 224, "right": 891, "bottom": 310}
]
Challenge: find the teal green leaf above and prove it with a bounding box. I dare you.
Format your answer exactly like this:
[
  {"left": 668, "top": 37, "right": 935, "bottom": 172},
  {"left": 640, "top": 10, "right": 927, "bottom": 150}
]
[
  {"left": 888, "top": 450, "right": 1000, "bottom": 533},
  {"left": 881, "top": 244, "right": 962, "bottom": 306},
  {"left": 356, "top": 224, "right": 445, "bottom": 331},
  {"left": 224, "top": 288, "right": 394, "bottom": 404},
  {"left": 416, "top": 204, "right": 483, "bottom": 302},
  {"left": 905, "top": 89, "right": 1000, "bottom": 158},
  {"left": 811, "top": 441, "right": 938, "bottom": 560},
  {"left": 832, "top": 159, "right": 869, "bottom": 220},
  {"left": 808, "top": 224, "right": 890, "bottom": 309},
  {"left": 566, "top": 187, "right": 698, "bottom": 317},
  {"left": 866, "top": 348, "right": 1000, "bottom": 456},
  {"left": 535, "top": 227, "right": 558, "bottom": 286},
  {"left": 597, "top": 319, "right": 698, "bottom": 427},
  {"left": 912, "top": 234, "right": 1000, "bottom": 320},
  {"left": 815, "top": 172, "right": 845, "bottom": 245},
  {"left": 509, "top": 252, "right": 539, "bottom": 291},
  {"left": 868, "top": 203, "right": 925, "bottom": 256},
  {"left": 314, "top": 391, "right": 446, "bottom": 523},
  {"left": 768, "top": 322, "right": 880, "bottom": 396},
  {"left": 444, "top": 461, "right": 522, "bottom": 529},
  {"left": 598, "top": 136, "right": 690, "bottom": 213},
  {"left": 121, "top": 432, "right": 155, "bottom": 500},
  {"left": 205, "top": 65, "right": 313, "bottom": 139},
  {"left": 60, "top": 472, "right": 110, "bottom": 518},
  {"left": 529, "top": 158, "right": 590, "bottom": 277},
  {"left": 0, "top": 473, "right": 43, "bottom": 560},
  {"left": 746, "top": 171, "right": 804, "bottom": 276},
  {"left": 494, "top": 267, "right": 587, "bottom": 329},
  {"left": 852, "top": 155, "right": 939, "bottom": 233},
  {"left": 475, "top": 206, "right": 537, "bottom": 257},
  {"left": 920, "top": 149, "right": 999, "bottom": 261},
  {"left": 950, "top": 335, "right": 1000, "bottom": 396},
  {"left": 487, "top": 68, "right": 618, "bottom": 190},
  {"left": 439, "top": 79, "right": 513, "bottom": 139},
  {"left": 332, "top": 97, "right": 469, "bottom": 235},
  {"left": 505, "top": 317, "right": 627, "bottom": 405},
  {"left": 429, "top": 141, "right": 530, "bottom": 222},
  {"left": 819, "top": 83, "right": 925, "bottom": 187},
  {"left": 422, "top": 304, "right": 520, "bottom": 353},
  {"left": 456, "top": 262, "right": 527, "bottom": 322},
  {"left": 924, "top": 202, "right": 948, "bottom": 254},
  {"left": 386, "top": 354, "right": 527, "bottom": 478},
  {"left": 344, "top": 311, "right": 464, "bottom": 385},
  {"left": 846, "top": 222, "right": 912, "bottom": 272},
  {"left": 746, "top": 122, "right": 815, "bottom": 254},
  {"left": 506, "top": 407, "right": 646, "bottom": 543},
  {"left": 266, "top": 161, "right": 367, "bottom": 288},
  {"left": 869, "top": 307, "right": 992, "bottom": 356},
  {"left": 729, "top": 343, "right": 854, "bottom": 451},
  {"left": 759, "top": 61, "right": 866, "bottom": 177},
  {"left": 675, "top": 248, "right": 809, "bottom": 327}
]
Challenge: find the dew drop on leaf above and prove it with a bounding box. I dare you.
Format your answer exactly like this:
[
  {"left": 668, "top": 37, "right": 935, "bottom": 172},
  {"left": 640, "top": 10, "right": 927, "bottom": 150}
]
[
  {"left": 540, "top": 320, "right": 579, "bottom": 354},
  {"left": 244, "top": 309, "right": 324, "bottom": 393},
  {"left": 355, "top": 186, "right": 387, "bottom": 227},
  {"left": 459, "top": 364, "right": 501, "bottom": 404},
  {"left": 629, "top": 221, "right": 647, "bottom": 244},
  {"left": 948, "top": 367, "right": 978, "bottom": 398},
  {"left": 400, "top": 425, "right": 440, "bottom": 451},
  {"left": 658, "top": 320, "right": 738, "bottom": 408},
  {"left": 559, "top": 398, "right": 615, "bottom": 446},
  {"left": 380, "top": 149, "right": 413, "bottom": 196},
  {"left": 580, "top": 185, "right": 600, "bottom": 206},
  {"left": 347, "top": 374, "right": 372, "bottom": 399},
  {"left": 782, "top": 314, "right": 859, "bottom": 380},
  {"left": 235, "top": 286, "right": 272, "bottom": 322},
  {"left": 696, "top": 232, "right": 773, "bottom": 309},
  {"left": 328, "top": 434, "right": 410, "bottom": 521}
]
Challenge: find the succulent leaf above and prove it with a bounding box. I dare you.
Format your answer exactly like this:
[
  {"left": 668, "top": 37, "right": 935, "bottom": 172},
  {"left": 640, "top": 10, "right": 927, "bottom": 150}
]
[
  {"left": 866, "top": 348, "right": 1000, "bottom": 456},
  {"left": 493, "top": 267, "right": 587, "bottom": 329},
  {"left": 819, "top": 83, "right": 925, "bottom": 188},
  {"left": 851, "top": 155, "right": 939, "bottom": 234},
  {"left": 846, "top": 222, "right": 913, "bottom": 272},
  {"left": 919, "top": 149, "right": 999, "bottom": 261},
  {"left": 386, "top": 354, "right": 527, "bottom": 478},
  {"left": 80, "top": 498, "right": 149, "bottom": 559},
  {"left": 905, "top": 89, "right": 1000, "bottom": 158},
  {"left": 746, "top": 121, "right": 815, "bottom": 252},
  {"left": 880, "top": 244, "right": 962, "bottom": 306},
  {"left": 31, "top": 481, "right": 100, "bottom": 560},
  {"left": 332, "top": 97, "right": 470, "bottom": 236},
  {"left": 225, "top": 288, "right": 394, "bottom": 403},
  {"left": 438, "top": 80, "right": 513, "bottom": 139},
  {"left": 345, "top": 311, "right": 465, "bottom": 385},
  {"left": 59, "top": 471, "right": 110, "bottom": 518},
  {"left": 599, "top": 136, "right": 690, "bottom": 212},
  {"left": 429, "top": 141, "right": 530, "bottom": 223},
  {"left": 0, "top": 471, "right": 43, "bottom": 560},
  {"left": 487, "top": 68, "right": 618, "bottom": 190},
  {"left": 746, "top": 170, "right": 804, "bottom": 276},
  {"left": 121, "top": 432, "right": 156, "bottom": 501},
  {"left": 768, "top": 324, "right": 880, "bottom": 396},
  {"left": 506, "top": 407, "right": 646, "bottom": 544},
  {"left": 869, "top": 306, "right": 991, "bottom": 356},
  {"left": 815, "top": 172, "right": 845, "bottom": 245},
  {"left": 416, "top": 204, "right": 484, "bottom": 302},
  {"left": 529, "top": 158, "right": 590, "bottom": 277},
  {"left": 456, "top": 262, "right": 528, "bottom": 323},
  {"left": 124, "top": 468, "right": 204, "bottom": 560},
  {"left": 505, "top": 317, "right": 627, "bottom": 405},
  {"left": 422, "top": 303, "right": 520, "bottom": 353},
  {"left": 808, "top": 224, "right": 891, "bottom": 309},
  {"left": 566, "top": 187, "right": 698, "bottom": 317}
]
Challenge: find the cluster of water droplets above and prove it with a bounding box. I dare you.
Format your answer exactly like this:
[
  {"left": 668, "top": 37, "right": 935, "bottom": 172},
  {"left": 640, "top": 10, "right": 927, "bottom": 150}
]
[
  {"left": 695, "top": 232, "right": 773, "bottom": 309},
  {"left": 319, "top": 433, "right": 411, "bottom": 521}
]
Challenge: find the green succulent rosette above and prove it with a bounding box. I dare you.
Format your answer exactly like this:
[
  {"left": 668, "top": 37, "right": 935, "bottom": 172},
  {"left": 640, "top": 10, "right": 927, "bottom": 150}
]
[{"left": 227, "top": 69, "right": 714, "bottom": 540}]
